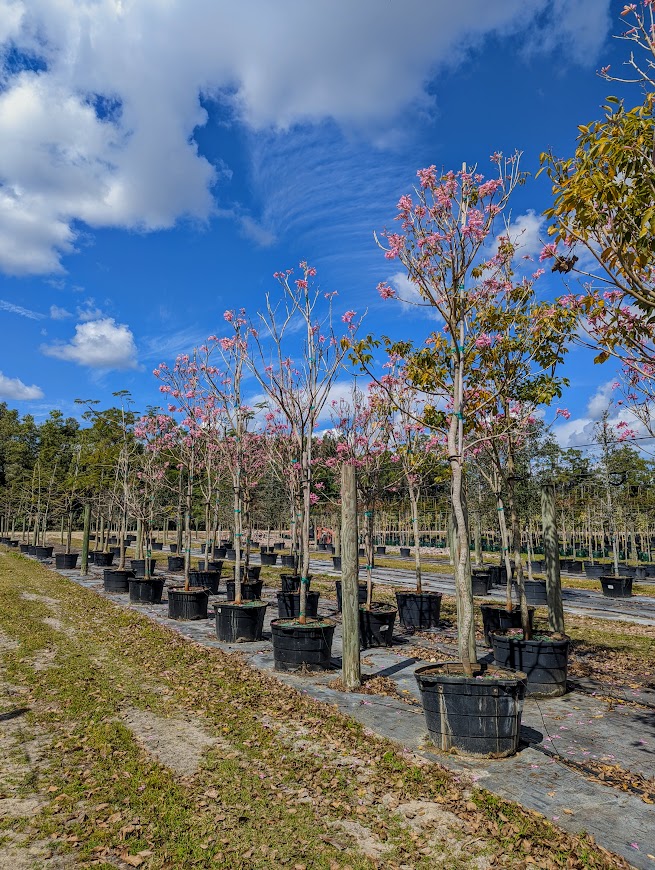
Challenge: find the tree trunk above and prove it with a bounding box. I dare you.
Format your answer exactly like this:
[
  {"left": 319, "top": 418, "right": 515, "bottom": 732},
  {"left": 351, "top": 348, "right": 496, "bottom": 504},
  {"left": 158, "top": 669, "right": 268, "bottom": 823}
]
[
  {"left": 341, "top": 463, "right": 361, "bottom": 689},
  {"left": 541, "top": 483, "right": 565, "bottom": 635}
]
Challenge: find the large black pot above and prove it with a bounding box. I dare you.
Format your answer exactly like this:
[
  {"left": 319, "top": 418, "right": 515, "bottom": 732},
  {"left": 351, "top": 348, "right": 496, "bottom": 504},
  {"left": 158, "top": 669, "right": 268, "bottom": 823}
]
[
  {"left": 415, "top": 662, "right": 527, "bottom": 758},
  {"left": 207, "top": 560, "right": 224, "bottom": 573},
  {"left": 270, "top": 618, "right": 336, "bottom": 672},
  {"left": 274, "top": 542, "right": 285, "bottom": 551},
  {"left": 359, "top": 604, "right": 397, "bottom": 648},
  {"left": 332, "top": 556, "right": 342, "bottom": 571},
  {"left": 169, "top": 543, "right": 178, "bottom": 553},
  {"left": 151, "top": 541, "right": 163, "bottom": 551},
  {"left": 471, "top": 572, "right": 491, "bottom": 596},
  {"left": 399, "top": 547, "right": 411, "bottom": 558},
  {"left": 480, "top": 604, "right": 534, "bottom": 647},
  {"left": 530, "top": 560, "right": 545, "bottom": 573},
  {"left": 280, "top": 555, "right": 296, "bottom": 568},
  {"left": 584, "top": 564, "right": 605, "bottom": 579},
  {"left": 7, "top": 540, "right": 18, "bottom": 548},
  {"left": 231, "top": 565, "right": 261, "bottom": 581},
  {"left": 213, "top": 547, "right": 227, "bottom": 559},
  {"left": 617, "top": 564, "right": 636, "bottom": 578},
  {"left": 317, "top": 542, "right": 327, "bottom": 551},
  {"left": 128, "top": 578, "right": 164, "bottom": 604},
  {"left": 335, "top": 580, "right": 368, "bottom": 612},
  {"left": 600, "top": 575, "right": 633, "bottom": 598},
  {"left": 189, "top": 570, "right": 221, "bottom": 594},
  {"left": 168, "top": 555, "right": 185, "bottom": 572},
  {"left": 130, "top": 559, "right": 157, "bottom": 578},
  {"left": 168, "top": 587, "right": 209, "bottom": 620},
  {"left": 103, "top": 568, "right": 134, "bottom": 593},
  {"left": 55, "top": 552, "right": 78, "bottom": 570},
  {"left": 375, "top": 546, "right": 386, "bottom": 555},
  {"left": 214, "top": 601, "right": 267, "bottom": 642},
  {"left": 28, "top": 545, "right": 37, "bottom": 555},
  {"left": 358, "top": 547, "right": 365, "bottom": 557},
  {"left": 35, "top": 545, "right": 54, "bottom": 560},
  {"left": 94, "top": 551, "right": 114, "bottom": 567},
  {"left": 261, "top": 552, "right": 278, "bottom": 566},
  {"left": 491, "top": 631, "right": 569, "bottom": 698},
  {"left": 226, "top": 579, "right": 263, "bottom": 601},
  {"left": 109, "top": 546, "right": 122, "bottom": 557},
  {"left": 521, "top": 580, "right": 548, "bottom": 606},
  {"left": 19, "top": 543, "right": 29, "bottom": 554},
  {"left": 226, "top": 548, "right": 245, "bottom": 561},
  {"left": 276, "top": 591, "right": 320, "bottom": 619},
  {"left": 395, "top": 591, "right": 442, "bottom": 630},
  {"left": 280, "top": 574, "right": 312, "bottom": 593}
]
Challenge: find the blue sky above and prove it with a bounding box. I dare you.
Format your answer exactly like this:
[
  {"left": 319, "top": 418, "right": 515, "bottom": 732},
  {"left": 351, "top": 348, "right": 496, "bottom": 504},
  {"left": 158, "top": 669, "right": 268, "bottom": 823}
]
[{"left": 0, "top": 0, "right": 641, "bottom": 446}]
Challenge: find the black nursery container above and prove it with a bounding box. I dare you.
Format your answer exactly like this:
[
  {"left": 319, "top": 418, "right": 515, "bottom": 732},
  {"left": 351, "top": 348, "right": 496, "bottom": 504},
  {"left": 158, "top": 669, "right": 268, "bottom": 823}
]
[
  {"left": 35, "top": 545, "right": 54, "bottom": 560},
  {"left": 280, "top": 554, "right": 296, "bottom": 568},
  {"left": 280, "top": 574, "right": 312, "bottom": 593},
  {"left": 93, "top": 551, "right": 114, "bottom": 567},
  {"left": 600, "top": 575, "right": 633, "bottom": 598},
  {"left": 415, "top": 662, "right": 527, "bottom": 758},
  {"left": 189, "top": 570, "right": 221, "bottom": 594},
  {"left": 491, "top": 631, "right": 569, "bottom": 698},
  {"left": 103, "top": 568, "right": 134, "bottom": 593},
  {"left": 130, "top": 559, "right": 157, "bottom": 578},
  {"left": 399, "top": 547, "right": 411, "bottom": 558},
  {"left": 521, "top": 580, "right": 548, "bottom": 606},
  {"left": 375, "top": 545, "right": 387, "bottom": 555},
  {"left": 226, "top": 579, "right": 263, "bottom": 601},
  {"left": 395, "top": 591, "right": 442, "bottom": 630},
  {"left": 480, "top": 603, "right": 534, "bottom": 647},
  {"left": 128, "top": 578, "right": 164, "bottom": 604},
  {"left": 214, "top": 601, "right": 267, "bottom": 642},
  {"left": 276, "top": 590, "right": 320, "bottom": 619},
  {"left": 359, "top": 604, "right": 397, "bottom": 647},
  {"left": 169, "top": 543, "right": 178, "bottom": 553},
  {"left": 261, "top": 552, "right": 278, "bottom": 566},
  {"left": 55, "top": 552, "right": 78, "bottom": 570},
  {"left": 168, "top": 587, "right": 209, "bottom": 620},
  {"left": 168, "top": 555, "right": 185, "bottom": 572},
  {"left": 584, "top": 564, "right": 605, "bottom": 579},
  {"left": 332, "top": 556, "right": 342, "bottom": 571},
  {"left": 19, "top": 544, "right": 29, "bottom": 554},
  {"left": 471, "top": 572, "right": 491, "bottom": 596},
  {"left": 270, "top": 618, "right": 336, "bottom": 672},
  {"left": 335, "top": 580, "right": 368, "bottom": 612}
]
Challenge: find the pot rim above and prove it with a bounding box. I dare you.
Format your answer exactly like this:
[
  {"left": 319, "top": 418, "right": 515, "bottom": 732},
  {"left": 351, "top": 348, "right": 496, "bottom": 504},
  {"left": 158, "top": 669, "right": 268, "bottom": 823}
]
[{"left": 415, "top": 661, "right": 527, "bottom": 684}]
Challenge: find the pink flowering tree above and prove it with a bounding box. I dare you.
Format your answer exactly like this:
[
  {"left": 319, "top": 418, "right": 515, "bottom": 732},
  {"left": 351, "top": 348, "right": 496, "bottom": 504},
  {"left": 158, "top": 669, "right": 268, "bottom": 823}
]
[
  {"left": 327, "top": 384, "right": 397, "bottom": 608},
  {"left": 353, "top": 155, "right": 577, "bottom": 671},
  {"left": 368, "top": 368, "right": 444, "bottom": 594},
  {"left": 263, "top": 411, "right": 303, "bottom": 562},
  {"left": 248, "top": 263, "right": 362, "bottom": 623}
]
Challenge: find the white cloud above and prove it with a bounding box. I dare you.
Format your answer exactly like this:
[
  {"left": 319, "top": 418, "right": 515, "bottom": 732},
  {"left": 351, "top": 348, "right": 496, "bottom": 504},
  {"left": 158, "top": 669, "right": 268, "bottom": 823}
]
[
  {"left": 0, "top": 298, "right": 42, "bottom": 318},
  {"left": 0, "top": 0, "right": 611, "bottom": 275},
  {"left": 49, "top": 304, "right": 72, "bottom": 319},
  {"left": 503, "top": 210, "right": 545, "bottom": 260},
  {"left": 0, "top": 371, "right": 44, "bottom": 400},
  {"left": 586, "top": 379, "right": 616, "bottom": 420},
  {"left": 41, "top": 317, "right": 138, "bottom": 369}
]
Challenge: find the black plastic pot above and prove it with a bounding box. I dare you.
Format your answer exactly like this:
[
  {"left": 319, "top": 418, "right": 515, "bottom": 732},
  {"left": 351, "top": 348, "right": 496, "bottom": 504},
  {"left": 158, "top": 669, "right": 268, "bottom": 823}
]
[
  {"left": 358, "top": 547, "right": 365, "bottom": 557},
  {"left": 522, "top": 580, "right": 548, "bottom": 606},
  {"left": 151, "top": 541, "right": 163, "bottom": 551},
  {"left": 214, "top": 601, "right": 267, "bottom": 642},
  {"left": 359, "top": 604, "right": 397, "bottom": 648},
  {"left": 317, "top": 542, "right": 327, "bottom": 551},
  {"left": 261, "top": 552, "right": 278, "bottom": 566},
  {"left": 226, "top": 548, "right": 245, "bottom": 561},
  {"left": 399, "top": 547, "right": 411, "bottom": 558},
  {"left": 189, "top": 570, "right": 221, "bottom": 594},
  {"left": 130, "top": 559, "right": 157, "bottom": 578},
  {"left": 226, "top": 579, "right": 263, "bottom": 601},
  {"left": 485, "top": 565, "right": 499, "bottom": 586},
  {"left": 54, "top": 552, "right": 78, "bottom": 569},
  {"left": 395, "top": 591, "right": 442, "bottom": 630},
  {"left": 280, "top": 574, "right": 311, "bottom": 593},
  {"left": 168, "top": 555, "right": 185, "bottom": 572},
  {"left": 27, "top": 545, "right": 37, "bottom": 555},
  {"left": 206, "top": 560, "right": 224, "bottom": 573},
  {"left": 168, "top": 587, "right": 209, "bottom": 620},
  {"left": 491, "top": 631, "right": 569, "bottom": 698},
  {"left": 274, "top": 542, "right": 285, "bottom": 551},
  {"left": 332, "top": 556, "right": 342, "bottom": 571},
  {"left": 480, "top": 604, "right": 534, "bottom": 647},
  {"left": 276, "top": 590, "right": 320, "bottom": 619},
  {"left": 600, "top": 575, "right": 633, "bottom": 598},
  {"left": 103, "top": 568, "right": 134, "bottom": 593},
  {"left": 213, "top": 548, "right": 227, "bottom": 559},
  {"left": 280, "top": 555, "right": 296, "bottom": 568},
  {"left": 530, "top": 560, "right": 545, "bottom": 573},
  {"left": 415, "top": 662, "right": 527, "bottom": 757},
  {"left": 35, "top": 545, "right": 54, "bottom": 560},
  {"left": 376, "top": 546, "right": 386, "bottom": 555},
  {"left": 584, "top": 564, "right": 605, "bottom": 579},
  {"left": 471, "top": 573, "right": 491, "bottom": 596},
  {"left": 270, "top": 618, "right": 336, "bottom": 671},
  {"left": 617, "top": 564, "right": 636, "bottom": 578},
  {"left": 231, "top": 565, "right": 262, "bottom": 582},
  {"left": 128, "top": 578, "right": 164, "bottom": 604},
  {"left": 19, "top": 543, "right": 29, "bottom": 554},
  {"left": 8, "top": 540, "right": 18, "bottom": 548},
  {"left": 109, "top": 546, "right": 122, "bottom": 557},
  {"left": 335, "top": 580, "right": 368, "bottom": 612},
  {"left": 94, "top": 551, "right": 114, "bottom": 567},
  {"left": 169, "top": 543, "right": 178, "bottom": 553}
]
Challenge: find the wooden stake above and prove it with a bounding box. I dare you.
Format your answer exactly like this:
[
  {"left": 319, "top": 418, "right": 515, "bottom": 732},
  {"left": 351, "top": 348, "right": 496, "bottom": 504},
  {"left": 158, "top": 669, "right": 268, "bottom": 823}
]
[{"left": 341, "top": 463, "right": 361, "bottom": 690}]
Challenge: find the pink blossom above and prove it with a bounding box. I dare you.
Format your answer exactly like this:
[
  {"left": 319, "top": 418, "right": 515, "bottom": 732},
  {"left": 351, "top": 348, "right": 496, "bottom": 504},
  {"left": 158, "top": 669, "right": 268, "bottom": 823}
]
[
  {"left": 475, "top": 333, "right": 493, "bottom": 349},
  {"left": 342, "top": 310, "right": 356, "bottom": 325},
  {"left": 556, "top": 408, "right": 571, "bottom": 420},
  {"left": 377, "top": 282, "right": 396, "bottom": 300},
  {"left": 416, "top": 165, "right": 437, "bottom": 188},
  {"left": 539, "top": 243, "right": 558, "bottom": 262}
]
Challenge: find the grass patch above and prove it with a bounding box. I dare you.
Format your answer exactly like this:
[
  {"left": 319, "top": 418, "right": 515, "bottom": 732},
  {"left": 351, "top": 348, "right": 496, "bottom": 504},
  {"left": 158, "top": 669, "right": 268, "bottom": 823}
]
[{"left": 0, "top": 549, "right": 629, "bottom": 869}]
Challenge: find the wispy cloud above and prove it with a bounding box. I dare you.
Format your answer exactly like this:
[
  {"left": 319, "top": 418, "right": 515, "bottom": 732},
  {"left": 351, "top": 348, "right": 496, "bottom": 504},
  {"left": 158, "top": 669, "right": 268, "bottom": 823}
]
[
  {"left": 0, "top": 299, "right": 43, "bottom": 319},
  {"left": 0, "top": 371, "right": 44, "bottom": 400}
]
